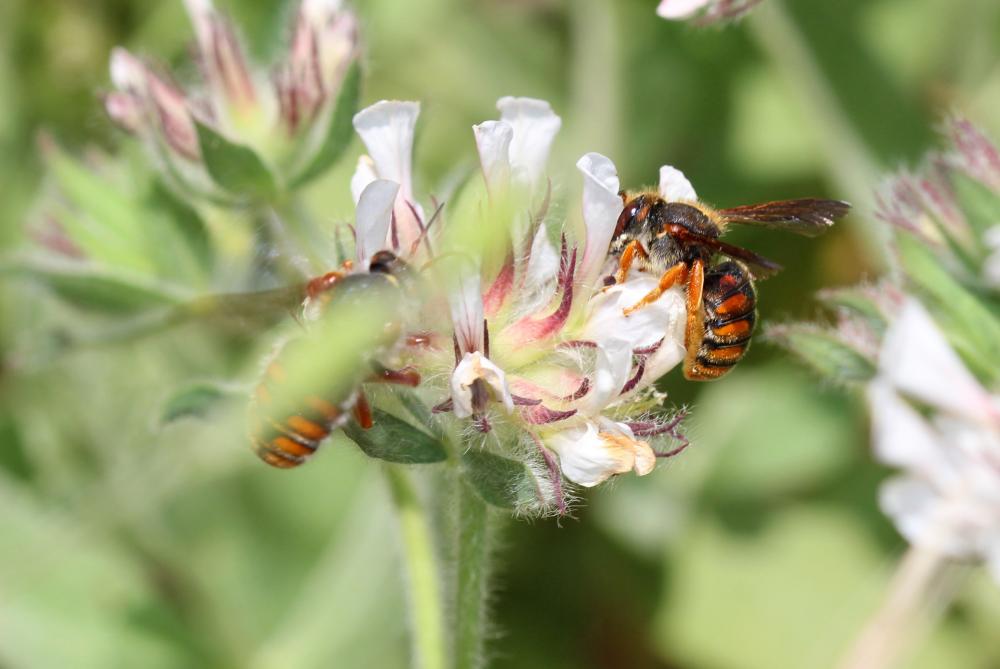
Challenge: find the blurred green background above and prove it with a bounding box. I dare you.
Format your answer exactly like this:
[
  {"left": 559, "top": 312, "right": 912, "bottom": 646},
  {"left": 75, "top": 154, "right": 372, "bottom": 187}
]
[{"left": 2, "top": 0, "right": 1000, "bottom": 667}]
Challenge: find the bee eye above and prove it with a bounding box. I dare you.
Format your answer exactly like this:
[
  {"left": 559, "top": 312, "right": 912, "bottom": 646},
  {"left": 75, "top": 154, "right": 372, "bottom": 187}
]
[{"left": 630, "top": 207, "right": 638, "bottom": 217}]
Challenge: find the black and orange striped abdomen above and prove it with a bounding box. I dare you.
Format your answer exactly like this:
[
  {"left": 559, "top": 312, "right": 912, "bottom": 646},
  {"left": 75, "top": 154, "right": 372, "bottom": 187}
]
[
  {"left": 249, "top": 340, "right": 358, "bottom": 469},
  {"left": 685, "top": 260, "right": 756, "bottom": 381}
]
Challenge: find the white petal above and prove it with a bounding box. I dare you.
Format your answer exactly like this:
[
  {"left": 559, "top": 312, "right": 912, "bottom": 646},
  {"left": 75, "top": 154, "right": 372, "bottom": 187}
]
[
  {"left": 450, "top": 352, "right": 515, "bottom": 418},
  {"left": 879, "top": 477, "right": 974, "bottom": 558},
  {"left": 576, "top": 152, "right": 622, "bottom": 289},
  {"left": 354, "top": 179, "right": 399, "bottom": 266},
  {"left": 350, "top": 155, "right": 377, "bottom": 204},
  {"left": 659, "top": 165, "right": 697, "bottom": 201},
  {"left": 583, "top": 274, "right": 687, "bottom": 351},
  {"left": 546, "top": 422, "right": 655, "bottom": 487},
  {"left": 867, "top": 381, "right": 948, "bottom": 475},
  {"left": 473, "top": 120, "right": 513, "bottom": 196},
  {"left": 448, "top": 264, "right": 485, "bottom": 355},
  {"left": 514, "top": 226, "right": 560, "bottom": 319},
  {"left": 353, "top": 100, "right": 420, "bottom": 200},
  {"left": 110, "top": 48, "right": 145, "bottom": 90},
  {"left": 656, "top": 0, "right": 710, "bottom": 19},
  {"left": 497, "top": 97, "right": 561, "bottom": 186},
  {"left": 880, "top": 299, "right": 998, "bottom": 426},
  {"left": 582, "top": 338, "right": 634, "bottom": 414}
]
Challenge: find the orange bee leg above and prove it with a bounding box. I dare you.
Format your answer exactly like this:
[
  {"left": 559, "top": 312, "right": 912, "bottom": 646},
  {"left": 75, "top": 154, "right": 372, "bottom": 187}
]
[
  {"left": 682, "top": 259, "right": 709, "bottom": 380},
  {"left": 623, "top": 262, "right": 688, "bottom": 317},
  {"left": 352, "top": 391, "right": 374, "bottom": 429},
  {"left": 613, "top": 240, "right": 651, "bottom": 285}
]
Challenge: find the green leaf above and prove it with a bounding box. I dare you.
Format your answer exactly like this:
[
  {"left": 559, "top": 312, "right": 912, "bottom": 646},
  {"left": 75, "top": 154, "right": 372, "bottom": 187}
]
[
  {"left": 4, "top": 255, "right": 188, "bottom": 313},
  {"left": 44, "top": 143, "right": 153, "bottom": 274},
  {"left": 816, "top": 284, "right": 889, "bottom": 333},
  {"left": 343, "top": 410, "right": 447, "bottom": 464},
  {"left": 291, "top": 62, "right": 361, "bottom": 188},
  {"left": 161, "top": 383, "right": 230, "bottom": 424},
  {"left": 194, "top": 121, "right": 278, "bottom": 200},
  {"left": 767, "top": 324, "right": 876, "bottom": 385},
  {"left": 951, "top": 171, "right": 1000, "bottom": 240},
  {"left": 146, "top": 180, "right": 214, "bottom": 278},
  {"left": 897, "top": 234, "right": 1000, "bottom": 383},
  {"left": 461, "top": 450, "right": 539, "bottom": 509}
]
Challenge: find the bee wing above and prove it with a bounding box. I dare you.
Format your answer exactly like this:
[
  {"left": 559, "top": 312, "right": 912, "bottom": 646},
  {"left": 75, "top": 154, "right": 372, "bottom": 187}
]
[
  {"left": 666, "top": 225, "right": 783, "bottom": 279},
  {"left": 718, "top": 198, "right": 850, "bottom": 237}
]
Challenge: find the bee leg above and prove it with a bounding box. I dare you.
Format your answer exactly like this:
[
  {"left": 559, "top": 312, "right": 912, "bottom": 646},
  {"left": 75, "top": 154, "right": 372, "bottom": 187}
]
[
  {"left": 623, "top": 262, "right": 688, "bottom": 316},
  {"left": 352, "top": 391, "right": 374, "bottom": 429},
  {"left": 682, "top": 259, "right": 708, "bottom": 380},
  {"left": 612, "top": 240, "right": 650, "bottom": 286},
  {"left": 369, "top": 362, "right": 421, "bottom": 387}
]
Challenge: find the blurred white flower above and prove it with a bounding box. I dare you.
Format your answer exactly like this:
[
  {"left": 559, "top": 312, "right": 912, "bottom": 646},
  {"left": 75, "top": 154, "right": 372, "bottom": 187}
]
[{"left": 868, "top": 299, "right": 1000, "bottom": 581}]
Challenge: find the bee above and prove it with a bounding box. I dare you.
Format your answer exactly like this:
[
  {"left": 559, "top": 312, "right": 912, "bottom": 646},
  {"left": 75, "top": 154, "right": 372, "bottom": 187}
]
[
  {"left": 250, "top": 250, "right": 420, "bottom": 469},
  {"left": 610, "top": 194, "right": 850, "bottom": 381}
]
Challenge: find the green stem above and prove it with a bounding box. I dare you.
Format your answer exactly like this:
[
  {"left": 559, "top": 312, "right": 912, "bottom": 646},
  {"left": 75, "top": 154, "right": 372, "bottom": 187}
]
[
  {"left": 454, "top": 480, "right": 494, "bottom": 669},
  {"left": 386, "top": 466, "right": 448, "bottom": 669}
]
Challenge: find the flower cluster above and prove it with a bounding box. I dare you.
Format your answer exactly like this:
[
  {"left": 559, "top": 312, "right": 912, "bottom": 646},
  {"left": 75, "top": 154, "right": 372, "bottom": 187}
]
[
  {"left": 343, "top": 97, "right": 691, "bottom": 511},
  {"left": 774, "top": 118, "right": 1000, "bottom": 581},
  {"left": 106, "top": 0, "right": 360, "bottom": 200}
]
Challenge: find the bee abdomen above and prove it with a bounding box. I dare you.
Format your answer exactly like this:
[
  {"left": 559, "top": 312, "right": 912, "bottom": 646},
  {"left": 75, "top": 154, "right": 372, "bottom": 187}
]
[
  {"left": 693, "top": 261, "right": 757, "bottom": 379},
  {"left": 249, "top": 355, "right": 356, "bottom": 469}
]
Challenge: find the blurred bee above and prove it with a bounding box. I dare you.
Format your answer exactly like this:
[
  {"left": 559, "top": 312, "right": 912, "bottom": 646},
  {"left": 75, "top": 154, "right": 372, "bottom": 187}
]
[
  {"left": 250, "top": 250, "right": 420, "bottom": 469},
  {"left": 610, "top": 194, "right": 850, "bottom": 381}
]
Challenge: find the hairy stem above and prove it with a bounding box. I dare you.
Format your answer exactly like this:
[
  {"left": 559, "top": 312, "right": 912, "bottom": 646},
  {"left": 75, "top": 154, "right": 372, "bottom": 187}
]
[
  {"left": 454, "top": 480, "right": 495, "bottom": 669},
  {"left": 837, "top": 544, "right": 953, "bottom": 669},
  {"left": 386, "top": 466, "right": 448, "bottom": 669}
]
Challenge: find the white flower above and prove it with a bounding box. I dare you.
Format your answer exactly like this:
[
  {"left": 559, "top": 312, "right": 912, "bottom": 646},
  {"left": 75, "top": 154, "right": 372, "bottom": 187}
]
[
  {"left": 348, "top": 96, "right": 691, "bottom": 506},
  {"left": 868, "top": 298, "right": 1000, "bottom": 581}
]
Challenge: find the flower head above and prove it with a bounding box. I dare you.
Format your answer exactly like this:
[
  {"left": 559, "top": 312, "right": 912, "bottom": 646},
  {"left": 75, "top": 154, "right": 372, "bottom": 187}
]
[
  {"left": 106, "top": 0, "right": 360, "bottom": 200},
  {"left": 869, "top": 299, "right": 1000, "bottom": 581},
  {"left": 344, "top": 96, "right": 691, "bottom": 512}
]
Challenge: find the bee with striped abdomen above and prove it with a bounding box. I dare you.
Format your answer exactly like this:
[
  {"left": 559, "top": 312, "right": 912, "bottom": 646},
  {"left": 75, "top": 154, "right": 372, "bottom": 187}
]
[
  {"left": 610, "top": 194, "right": 849, "bottom": 381},
  {"left": 250, "top": 250, "right": 420, "bottom": 469}
]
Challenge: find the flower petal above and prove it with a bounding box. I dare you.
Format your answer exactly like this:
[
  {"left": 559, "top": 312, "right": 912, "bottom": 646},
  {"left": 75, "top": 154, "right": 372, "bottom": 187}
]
[
  {"left": 656, "top": 0, "right": 710, "bottom": 19},
  {"left": 583, "top": 273, "right": 687, "bottom": 353},
  {"left": 659, "top": 165, "right": 697, "bottom": 201},
  {"left": 582, "top": 338, "right": 633, "bottom": 414},
  {"left": 867, "top": 381, "right": 951, "bottom": 478},
  {"left": 576, "top": 152, "right": 622, "bottom": 288},
  {"left": 545, "top": 421, "right": 655, "bottom": 487},
  {"left": 880, "top": 299, "right": 999, "bottom": 427},
  {"left": 497, "top": 97, "right": 561, "bottom": 186},
  {"left": 449, "top": 264, "right": 485, "bottom": 355},
  {"left": 350, "top": 155, "right": 378, "bottom": 204},
  {"left": 451, "top": 352, "right": 515, "bottom": 418},
  {"left": 473, "top": 120, "right": 513, "bottom": 196},
  {"left": 353, "top": 100, "right": 423, "bottom": 252},
  {"left": 353, "top": 100, "right": 419, "bottom": 197},
  {"left": 354, "top": 179, "right": 399, "bottom": 265}
]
